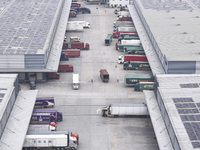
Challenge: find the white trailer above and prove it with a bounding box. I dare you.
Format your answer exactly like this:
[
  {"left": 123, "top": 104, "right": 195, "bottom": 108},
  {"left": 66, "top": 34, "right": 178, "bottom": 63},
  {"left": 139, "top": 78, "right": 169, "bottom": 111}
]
[
  {"left": 73, "top": 74, "right": 80, "bottom": 90},
  {"left": 121, "top": 39, "right": 141, "bottom": 45},
  {"left": 67, "top": 21, "right": 90, "bottom": 29},
  {"left": 28, "top": 122, "right": 56, "bottom": 131},
  {"left": 66, "top": 23, "right": 83, "bottom": 32},
  {"left": 117, "top": 27, "right": 136, "bottom": 32},
  {"left": 99, "top": 104, "right": 149, "bottom": 117},
  {"left": 23, "top": 131, "right": 79, "bottom": 150}
]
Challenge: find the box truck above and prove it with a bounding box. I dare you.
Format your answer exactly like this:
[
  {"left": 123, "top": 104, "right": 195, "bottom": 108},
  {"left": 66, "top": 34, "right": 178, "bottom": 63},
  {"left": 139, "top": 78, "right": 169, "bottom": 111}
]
[
  {"left": 33, "top": 109, "right": 62, "bottom": 122},
  {"left": 35, "top": 97, "right": 55, "bottom": 108},
  {"left": 117, "top": 16, "right": 132, "bottom": 21},
  {"left": 100, "top": 69, "right": 109, "bottom": 82},
  {"left": 124, "top": 74, "right": 154, "bottom": 86},
  {"left": 23, "top": 131, "right": 79, "bottom": 150},
  {"left": 99, "top": 104, "right": 149, "bottom": 117},
  {"left": 73, "top": 74, "right": 80, "bottom": 90},
  {"left": 68, "top": 21, "right": 90, "bottom": 28},
  {"left": 105, "top": 34, "right": 112, "bottom": 46},
  {"left": 123, "top": 61, "right": 150, "bottom": 70}
]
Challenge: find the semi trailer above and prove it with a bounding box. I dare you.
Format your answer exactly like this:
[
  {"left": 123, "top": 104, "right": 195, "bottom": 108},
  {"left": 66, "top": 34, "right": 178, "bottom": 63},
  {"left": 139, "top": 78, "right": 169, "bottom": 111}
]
[
  {"left": 118, "top": 55, "right": 148, "bottom": 64},
  {"left": 99, "top": 104, "right": 149, "bottom": 117},
  {"left": 23, "top": 131, "right": 79, "bottom": 150},
  {"left": 124, "top": 74, "right": 154, "bottom": 86},
  {"left": 117, "top": 16, "right": 132, "bottom": 21},
  {"left": 33, "top": 109, "right": 62, "bottom": 122},
  {"left": 28, "top": 122, "right": 56, "bottom": 131},
  {"left": 35, "top": 97, "right": 55, "bottom": 108},
  {"left": 30, "top": 112, "right": 57, "bottom": 125},
  {"left": 46, "top": 73, "right": 60, "bottom": 79},
  {"left": 113, "top": 27, "right": 136, "bottom": 38},
  {"left": 117, "top": 44, "right": 141, "bottom": 51},
  {"left": 123, "top": 61, "right": 150, "bottom": 70},
  {"left": 58, "top": 64, "right": 74, "bottom": 72},
  {"left": 63, "top": 42, "right": 90, "bottom": 50},
  {"left": 134, "top": 82, "right": 155, "bottom": 91},
  {"left": 62, "top": 49, "right": 80, "bottom": 57}
]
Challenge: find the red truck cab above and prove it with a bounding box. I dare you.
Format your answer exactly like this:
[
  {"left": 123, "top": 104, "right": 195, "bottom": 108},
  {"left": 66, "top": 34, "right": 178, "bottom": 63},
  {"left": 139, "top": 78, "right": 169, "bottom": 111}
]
[{"left": 58, "top": 64, "right": 73, "bottom": 72}]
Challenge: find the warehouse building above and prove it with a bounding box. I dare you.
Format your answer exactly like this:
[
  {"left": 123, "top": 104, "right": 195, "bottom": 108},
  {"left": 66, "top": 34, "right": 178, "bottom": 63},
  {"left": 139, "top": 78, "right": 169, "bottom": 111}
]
[
  {"left": 0, "top": 0, "right": 71, "bottom": 82},
  {"left": 129, "top": 0, "right": 200, "bottom": 74},
  {"left": 0, "top": 74, "right": 38, "bottom": 150}
]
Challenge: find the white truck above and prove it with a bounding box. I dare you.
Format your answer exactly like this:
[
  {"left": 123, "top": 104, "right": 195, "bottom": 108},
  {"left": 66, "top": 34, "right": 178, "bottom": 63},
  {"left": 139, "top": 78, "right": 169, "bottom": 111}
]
[
  {"left": 23, "top": 131, "right": 79, "bottom": 150},
  {"left": 98, "top": 104, "right": 149, "bottom": 117},
  {"left": 117, "top": 26, "right": 136, "bottom": 32},
  {"left": 28, "top": 122, "right": 56, "bottom": 131},
  {"left": 73, "top": 74, "right": 80, "bottom": 90},
  {"left": 66, "top": 21, "right": 90, "bottom": 31},
  {"left": 121, "top": 39, "right": 141, "bottom": 45}
]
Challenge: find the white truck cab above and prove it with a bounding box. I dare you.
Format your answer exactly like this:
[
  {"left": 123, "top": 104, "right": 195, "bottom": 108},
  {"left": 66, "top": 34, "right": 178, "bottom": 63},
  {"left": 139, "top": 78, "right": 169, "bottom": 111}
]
[
  {"left": 118, "top": 55, "right": 124, "bottom": 64},
  {"left": 73, "top": 74, "right": 80, "bottom": 90}
]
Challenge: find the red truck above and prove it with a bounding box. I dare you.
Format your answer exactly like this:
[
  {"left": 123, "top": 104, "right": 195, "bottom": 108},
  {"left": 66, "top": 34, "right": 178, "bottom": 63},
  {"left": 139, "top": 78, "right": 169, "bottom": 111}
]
[
  {"left": 58, "top": 64, "right": 73, "bottom": 72},
  {"left": 117, "top": 16, "right": 132, "bottom": 21},
  {"left": 113, "top": 31, "right": 136, "bottom": 38},
  {"left": 60, "top": 52, "right": 69, "bottom": 61},
  {"left": 62, "top": 42, "right": 90, "bottom": 50},
  {"left": 62, "top": 49, "right": 80, "bottom": 57},
  {"left": 124, "top": 55, "right": 147, "bottom": 62},
  {"left": 46, "top": 73, "right": 60, "bottom": 79},
  {"left": 100, "top": 69, "right": 109, "bottom": 82}
]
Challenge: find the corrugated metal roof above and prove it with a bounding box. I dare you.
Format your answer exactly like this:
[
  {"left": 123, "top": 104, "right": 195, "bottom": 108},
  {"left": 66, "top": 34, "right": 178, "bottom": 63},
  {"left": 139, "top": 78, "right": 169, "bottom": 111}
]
[
  {"left": 155, "top": 74, "right": 200, "bottom": 150},
  {"left": 133, "top": 0, "right": 200, "bottom": 61},
  {"left": 0, "top": 90, "right": 38, "bottom": 150},
  {"left": 128, "top": 4, "right": 165, "bottom": 76},
  {"left": 144, "top": 91, "right": 173, "bottom": 150}
]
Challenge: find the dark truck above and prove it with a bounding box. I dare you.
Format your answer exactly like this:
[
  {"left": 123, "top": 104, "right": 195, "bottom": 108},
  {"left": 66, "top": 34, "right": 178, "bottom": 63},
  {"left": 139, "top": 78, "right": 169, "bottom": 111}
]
[
  {"left": 30, "top": 112, "right": 57, "bottom": 125},
  {"left": 105, "top": 34, "right": 112, "bottom": 46},
  {"left": 33, "top": 109, "right": 63, "bottom": 122},
  {"left": 100, "top": 69, "right": 109, "bottom": 82},
  {"left": 75, "top": 7, "right": 91, "bottom": 14}
]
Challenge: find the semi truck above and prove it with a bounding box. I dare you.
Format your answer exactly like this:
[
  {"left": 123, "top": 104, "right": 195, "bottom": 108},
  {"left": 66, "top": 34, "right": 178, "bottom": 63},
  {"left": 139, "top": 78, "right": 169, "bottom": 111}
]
[
  {"left": 75, "top": 7, "right": 91, "bottom": 14},
  {"left": 23, "top": 131, "right": 79, "bottom": 150},
  {"left": 113, "top": 31, "right": 137, "bottom": 38},
  {"left": 63, "top": 42, "right": 90, "bottom": 50},
  {"left": 100, "top": 69, "right": 109, "bottom": 82},
  {"left": 58, "top": 64, "right": 74, "bottom": 72},
  {"left": 68, "top": 21, "right": 90, "bottom": 28},
  {"left": 73, "top": 74, "right": 80, "bottom": 90},
  {"left": 70, "top": 36, "right": 80, "bottom": 42},
  {"left": 33, "top": 109, "right": 63, "bottom": 122},
  {"left": 105, "top": 34, "right": 112, "bottom": 46},
  {"left": 62, "top": 49, "right": 80, "bottom": 57},
  {"left": 118, "top": 35, "right": 140, "bottom": 42},
  {"left": 113, "top": 21, "right": 134, "bottom": 28},
  {"left": 60, "top": 52, "right": 69, "bottom": 61},
  {"left": 35, "top": 97, "right": 55, "bottom": 108},
  {"left": 134, "top": 82, "right": 155, "bottom": 91},
  {"left": 28, "top": 122, "right": 56, "bottom": 131},
  {"left": 117, "top": 44, "right": 142, "bottom": 51},
  {"left": 118, "top": 55, "right": 148, "bottom": 64},
  {"left": 123, "top": 61, "right": 150, "bottom": 70},
  {"left": 117, "top": 11, "right": 130, "bottom": 17},
  {"left": 30, "top": 112, "right": 57, "bottom": 125},
  {"left": 85, "top": 0, "right": 105, "bottom": 4},
  {"left": 124, "top": 74, "right": 154, "bottom": 86},
  {"left": 46, "top": 73, "right": 60, "bottom": 79},
  {"left": 99, "top": 104, "right": 149, "bottom": 117},
  {"left": 117, "top": 16, "right": 132, "bottom": 21}
]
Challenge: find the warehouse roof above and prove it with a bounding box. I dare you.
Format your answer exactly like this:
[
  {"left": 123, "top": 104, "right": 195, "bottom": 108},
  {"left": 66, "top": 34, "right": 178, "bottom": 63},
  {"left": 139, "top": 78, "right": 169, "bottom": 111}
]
[
  {"left": 0, "top": 90, "right": 38, "bottom": 150},
  {"left": 0, "top": 0, "right": 71, "bottom": 72},
  {"left": 154, "top": 74, "right": 200, "bottom": 150},
  {"left": 144, "top": 91, "right": 173, "bottom": 150},
  {"left": 128, "top": 4, "right": 165, "bottom": 76},
  {"left": 133, "top": 0, "right": 200, "bottom": 61}
]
